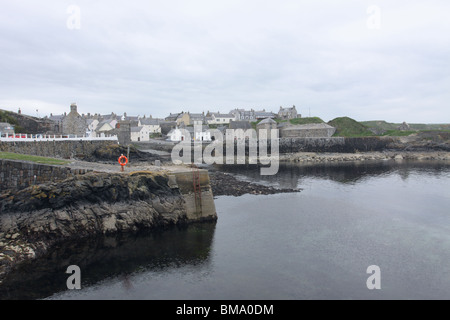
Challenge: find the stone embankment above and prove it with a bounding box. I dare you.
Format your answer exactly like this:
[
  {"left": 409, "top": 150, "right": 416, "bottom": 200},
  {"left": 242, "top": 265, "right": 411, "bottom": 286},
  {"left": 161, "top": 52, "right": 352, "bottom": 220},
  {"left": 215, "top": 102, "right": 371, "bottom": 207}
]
[
  {"left": 280, "top": 151, "right": 450, "bottom": 163},
  {"left": 0, "top": 170, "right": 217, "bottom": 282}
]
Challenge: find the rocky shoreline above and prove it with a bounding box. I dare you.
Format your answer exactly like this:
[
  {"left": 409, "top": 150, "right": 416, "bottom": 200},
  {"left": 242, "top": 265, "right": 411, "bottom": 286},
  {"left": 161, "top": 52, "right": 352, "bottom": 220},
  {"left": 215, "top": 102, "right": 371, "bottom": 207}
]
[
  {"left": 279, "top": 151, "right": 450, "bottom": 163},
  {"left": 208, "top": 170, "right": 301, "bottom": 197},
  {"left": 0, "top": 171, "right": 217, "bottom": 283}
]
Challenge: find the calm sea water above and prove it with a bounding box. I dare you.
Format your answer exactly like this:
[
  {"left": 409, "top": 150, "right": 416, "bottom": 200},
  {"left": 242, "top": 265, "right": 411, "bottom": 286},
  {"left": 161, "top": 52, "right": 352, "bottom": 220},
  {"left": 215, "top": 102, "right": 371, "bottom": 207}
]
[{"left": 1, "top": 160, "right": 449, "bottom": 300}]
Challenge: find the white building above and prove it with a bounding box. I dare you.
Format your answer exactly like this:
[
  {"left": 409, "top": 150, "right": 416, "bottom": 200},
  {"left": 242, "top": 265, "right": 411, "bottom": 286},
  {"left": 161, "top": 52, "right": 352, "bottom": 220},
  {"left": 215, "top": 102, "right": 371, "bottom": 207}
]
[
  {"left": 207, "top": 113, "right": 235, "bottom": 125},
  {"left": 167, "top": 127, "right": 212, "bottom": 142},
  {"left": 86, "top": 119, "right": 99, "bottom": 132},
  {"left": 97, "top": 119, "right": 115, "bottom": 133},
  {"left": 167, "top": 128, "right": 188, "bottom": 142},
  {"left": 130, "top": 126, "right": 150, "bottom": 142},
  {"left": 138, "top": 118, "right": 162, "bottom": 134},
  {"left": 195, "top": 130, "right": 212, "bottom": 142}
]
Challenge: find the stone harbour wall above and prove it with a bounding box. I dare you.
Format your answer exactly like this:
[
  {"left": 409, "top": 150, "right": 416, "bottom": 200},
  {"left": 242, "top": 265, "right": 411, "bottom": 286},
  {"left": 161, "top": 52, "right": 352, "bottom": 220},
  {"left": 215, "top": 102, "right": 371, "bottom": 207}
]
[
  {"left": 279, "top": 137, "right": 394, "bottom": 153},
  {"left": 0, "top": 140, "right": 118, "bottom": 159},
  {"left": 0, "top": 159, "right": 91, "bottom": 192}
]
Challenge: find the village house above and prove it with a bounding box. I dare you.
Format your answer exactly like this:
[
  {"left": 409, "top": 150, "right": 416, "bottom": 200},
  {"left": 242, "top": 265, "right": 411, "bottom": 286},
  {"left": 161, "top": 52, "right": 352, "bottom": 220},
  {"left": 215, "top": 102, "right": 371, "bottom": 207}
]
[
  {"left": 96, "top": 119, "right": 115, "bottom": 132},
  {"left": 160, "top": 121, "right": 177, "bottom": 135},
  {"left": 138, "top": 118, "right": 162, "bottom": 134},
  {"left": 167, "top": 128, "right": 188, "bottom": 142},
  {"left": 229, "top": 108, "right": 275, "bottom": 122},
  {"left": 176, "top": 112, "right": 191, "bottom": 127},
  {"left": 48, "top": 113, "right": 64, "bottom": 133},
  {"left": 86, "top": 119, "right": 99, "bottom": 132},
  {"left": 255, "top": 110, "right": 276, "bottom": 120},
  {"left": 130, "top": 126, "right": 151, "bottom": 142},
  {"left": 121, "top": 113, "right": 140, "bottom": 126},
  {"left": 165, "top": 113, "right": 180, "bottom": 122},
  {"left": 190, "top": 113, "right": 205, "bottom": 126},
  {"left": 256, "top": 118, "right": 278, "bottom": 140},
  {"left": 167, "top": 125, "right": 212, "bottom": 142},
  {"left": 62, "top": 103, "right": 87, "bottom": 136},
  {"left": 278, "top": 105, "right": 299, "bottom": 120},
  {"left": 230, "top": 109, "right": 257, "bottom": 122},
  {"left": 207, "top": 112, "right": 235, "bottom": 125}
]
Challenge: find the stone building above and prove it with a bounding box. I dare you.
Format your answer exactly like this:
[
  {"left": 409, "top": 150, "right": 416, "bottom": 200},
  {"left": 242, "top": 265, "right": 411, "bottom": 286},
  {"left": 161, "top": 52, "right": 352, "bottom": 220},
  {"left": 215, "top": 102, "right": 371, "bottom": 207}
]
[
  {"left": 255, "top": 110, "right": 276, "bottom": 120},
  {"left": 256, "top": 118, "right": 278, "bottom": 140},
  {"left": 130, "top": 126, "right": 149, "bottom": 142},
  {"left": 62, "top": 103, "right": 87, "bottom": 136},
  {"left": 279, "top": 123, "right": 336, "bottom": 138},
  {"left": 160, "top": 121, "right": 177, "bottom": 135},
  {"left": 138, "top": 118, "right": 162, "bottom": 134},
  {"left": 115, "top": 120, "right": 131, "bottom": 145},
  {"left": 207, "top": 112, "right": 235, "bottom": 125},
  {"left": 278, "top": 105, "right": 299, "bottom": 120},
  {"left": 230, "top": 109, "right": 256, "bottom": 122},
  {"left": 176, "top": 112, "right": 191, "bottom": 126}
]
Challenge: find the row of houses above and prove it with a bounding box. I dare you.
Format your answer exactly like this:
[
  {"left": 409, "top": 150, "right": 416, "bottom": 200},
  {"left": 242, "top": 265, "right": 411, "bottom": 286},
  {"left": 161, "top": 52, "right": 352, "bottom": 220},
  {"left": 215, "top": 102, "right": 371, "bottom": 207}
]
[
  {"left": 6, "top": 103, "right": 317, "bottom": 143},
  {"left": 166, "top": 119, "right": 336, "bottom": 142},
  {"left": 164, "top": 106, "right": 298, "bottom": 127}
]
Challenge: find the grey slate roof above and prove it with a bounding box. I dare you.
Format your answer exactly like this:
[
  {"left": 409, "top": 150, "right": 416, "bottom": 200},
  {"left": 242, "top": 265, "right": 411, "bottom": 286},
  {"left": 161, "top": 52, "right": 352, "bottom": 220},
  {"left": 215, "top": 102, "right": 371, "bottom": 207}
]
[
  {"left": 229, "top": 121, "right": 252, "bottom": 130},
  {"left": 130, "top": 126, "right": 144, "bottom": 132},
  {"left": 140, "top": 118, "right": 161, "bottom": 126}
]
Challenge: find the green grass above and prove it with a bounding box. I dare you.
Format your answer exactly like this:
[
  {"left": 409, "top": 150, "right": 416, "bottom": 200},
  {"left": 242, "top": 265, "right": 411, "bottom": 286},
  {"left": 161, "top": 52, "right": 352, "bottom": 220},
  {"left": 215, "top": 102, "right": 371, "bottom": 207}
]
[
  {"left": 328, "top": 117, "right": 374, "bottom": 137},
  {"left": 361, "top": 120, "right": 450, "bottom": 132},
  {"left": 381, "top": 130, "right": 416, "bottom": 137},
  {"left": 288, "top": 117, "right": 324, "bottom": 125},
  {"left": 274, "top": 117, "right": 325, "bottom": 125},
  {"left": 360, "top": 120, "right": 398, "bottom": 132},
  {"left": 0, "top": 152, "right": 70, "bottom": 165}
]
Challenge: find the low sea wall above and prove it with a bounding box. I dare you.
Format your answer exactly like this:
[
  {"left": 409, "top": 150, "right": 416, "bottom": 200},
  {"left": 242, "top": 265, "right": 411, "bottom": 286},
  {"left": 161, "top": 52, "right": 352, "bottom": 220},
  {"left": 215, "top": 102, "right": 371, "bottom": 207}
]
[
  {"left": 0, "top": 140, "right": 118, "bottom": 159},
  {"left": 145, "top": 137, "right": 395, "bottom": 156},
  {"left": 278, "top": 137, "right": 393, "bottom": 153},
  {"left": 0, "top": 159, "right": 91, "bottom": 191}
]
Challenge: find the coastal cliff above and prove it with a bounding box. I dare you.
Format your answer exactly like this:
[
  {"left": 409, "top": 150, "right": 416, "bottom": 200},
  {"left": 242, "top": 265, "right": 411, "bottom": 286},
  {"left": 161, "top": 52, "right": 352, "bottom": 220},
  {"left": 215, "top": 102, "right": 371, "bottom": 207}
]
[{"left": 0, "top": 171, "right": 217, "bottom": 281}]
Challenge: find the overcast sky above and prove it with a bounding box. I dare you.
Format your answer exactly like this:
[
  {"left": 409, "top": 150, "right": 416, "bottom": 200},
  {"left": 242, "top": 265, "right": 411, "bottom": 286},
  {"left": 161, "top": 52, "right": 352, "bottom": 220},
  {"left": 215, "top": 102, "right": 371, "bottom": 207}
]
[{"left": 0, "top": 0, "right": 449, "bottom": 123}]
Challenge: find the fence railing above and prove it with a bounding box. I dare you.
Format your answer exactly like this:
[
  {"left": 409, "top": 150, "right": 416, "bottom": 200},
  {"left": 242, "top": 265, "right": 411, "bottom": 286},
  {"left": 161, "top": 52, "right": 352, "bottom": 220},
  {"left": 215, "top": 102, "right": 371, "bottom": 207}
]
[{"left": 0, "top": 133, "right": 118, "bottom": 142}]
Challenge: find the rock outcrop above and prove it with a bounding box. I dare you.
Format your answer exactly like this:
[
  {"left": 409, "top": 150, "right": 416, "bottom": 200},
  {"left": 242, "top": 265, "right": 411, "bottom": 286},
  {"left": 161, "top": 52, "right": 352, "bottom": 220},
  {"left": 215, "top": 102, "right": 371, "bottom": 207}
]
[{"left": 0, "top": 171, "right": 217, "bottom": 281}]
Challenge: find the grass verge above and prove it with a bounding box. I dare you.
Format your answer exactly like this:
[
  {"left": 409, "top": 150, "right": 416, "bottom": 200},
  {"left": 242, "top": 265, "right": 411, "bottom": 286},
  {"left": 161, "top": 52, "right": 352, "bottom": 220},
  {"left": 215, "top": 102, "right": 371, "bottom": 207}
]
[{"left": 0, "top": 152, "right": 70, "bottom": 165}]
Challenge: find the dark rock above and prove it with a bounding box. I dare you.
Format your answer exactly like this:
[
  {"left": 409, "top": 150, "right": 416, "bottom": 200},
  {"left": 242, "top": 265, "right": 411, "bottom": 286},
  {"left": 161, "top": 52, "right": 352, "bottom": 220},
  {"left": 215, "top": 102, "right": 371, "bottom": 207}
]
[{"left": 208, "top": 170, "right": 300, "bottom": 197}]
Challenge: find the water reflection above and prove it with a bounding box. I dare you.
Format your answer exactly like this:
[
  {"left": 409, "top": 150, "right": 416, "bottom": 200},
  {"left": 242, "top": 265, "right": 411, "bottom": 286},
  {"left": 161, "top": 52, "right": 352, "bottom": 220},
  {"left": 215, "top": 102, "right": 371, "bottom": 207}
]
[
  {"left": 214, "top": 160, "right": 450, "bottom": 189},
  {"left": 0, "top": 222, "right": 216, "bottom": 300}
]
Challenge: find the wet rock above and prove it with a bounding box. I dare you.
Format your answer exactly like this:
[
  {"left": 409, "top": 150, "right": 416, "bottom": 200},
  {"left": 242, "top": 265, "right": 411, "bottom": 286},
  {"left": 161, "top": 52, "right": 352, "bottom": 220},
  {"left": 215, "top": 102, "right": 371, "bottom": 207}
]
[
  {"left": 209, "top": 171, "right": 300, "bottom": 197},
  {"left": 0, "top": 171, "right": 217, "bottom": 282}
]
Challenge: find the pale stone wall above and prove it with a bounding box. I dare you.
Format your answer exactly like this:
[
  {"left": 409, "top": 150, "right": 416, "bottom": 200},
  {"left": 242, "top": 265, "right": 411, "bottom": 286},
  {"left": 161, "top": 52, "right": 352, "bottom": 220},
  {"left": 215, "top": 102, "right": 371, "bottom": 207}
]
[
  {"left": 0, "top": 159, "right": 91, "bottom": 191},
  {"left": 0, "top": 140, "right": 118, "bottom": 159}
]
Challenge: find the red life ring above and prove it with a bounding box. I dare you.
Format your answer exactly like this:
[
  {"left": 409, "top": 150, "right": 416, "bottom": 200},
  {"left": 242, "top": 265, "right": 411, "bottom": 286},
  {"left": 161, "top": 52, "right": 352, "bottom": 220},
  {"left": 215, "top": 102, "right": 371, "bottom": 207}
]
[{"left": 118, "top": 155, "right": 128, "bottom": 166}]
